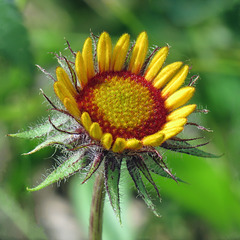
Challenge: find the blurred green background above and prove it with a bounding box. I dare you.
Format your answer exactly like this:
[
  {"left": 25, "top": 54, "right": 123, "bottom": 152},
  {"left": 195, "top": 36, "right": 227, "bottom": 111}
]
[{"left": 1, "top": 0, "right": 240, "bottom": 239}]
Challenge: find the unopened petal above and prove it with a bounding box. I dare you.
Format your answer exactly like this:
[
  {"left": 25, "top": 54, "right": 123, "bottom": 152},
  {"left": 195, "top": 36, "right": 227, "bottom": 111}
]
[
  {"left": 112, "top": 138, "right": 126, "bottom": 153},
  {"left": 162, "top": 118, "right": 187, "bottom": 130},
  {"left": 82, "top": 37, "right": 95, "bottom": 79},
  {"left": 54, "top": 81, "right": 74, "bottom": 104},
  {"left": 153, "top": 62, "right": 183, "bottom": 89},
  {"left": 101, "top": 133, "right": 113, "bottom": 150},
  {"left": 97, "top": 32, "right": 112, "bottom": 72},
  {"left": 89, "top": 122, "right": 103, "bottom": 140},
  {"left": 63, "top": 97, "right": 81, "bottom": 120},
  {"left": 145, "top": 46, "right": 169, "bottom": 81},
  {"left": 56, "top": 67, "right": 77, "bottom": 96},
  {"left": 160, "top": 127, "right": 184, "bottom": 141},
  {"left": 126, "top": 138, "right": 143, "bottom": 150},
  {"left": 162, "top": 65, "right": 189, "bottom": 97},
  {"left": 128, "top": 32, "right": 148, "bottom": 74},
  {"left": 165, "top": 86, "right": 195, "bottom": 111},
  {"left": 142, "top": 132, "right": 165, "bottom": 147},
  {"left": 167, "top": 104, "right": 197, "bottom": 121},
  {"left": 111, "top": 33, "right": 130, "bottom": 71},
  {"left": 75, "top": 51, "right": 88, "bottom": 88},
  {"left": 81, "top": 112, "right": 92, "bottom": 132}
]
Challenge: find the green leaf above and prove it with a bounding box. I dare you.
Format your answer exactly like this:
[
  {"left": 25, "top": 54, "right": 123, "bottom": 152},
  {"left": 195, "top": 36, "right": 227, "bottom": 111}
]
[
  {"left": 0, "top": 0, "right": 33, "bottom": 66},
  {"left": 27, "top": 151, "right": 89, "bottom": 191},
  {"left": 0, "top": 0, "right": 34, "bottom": 100},
  {"left": 126, "top": 158, "right": 160, "bottom": 217},
  {"left": 104, "top": 155, "right": 122, "bottom": 223},
  {"left": 161, "top": 140, "right": 221, "bottom": 158},
  {"left": 22, "top": 132, "right": 73, "bottom": 155},
  {"left": 133, "top": 155, "right": 161, "bottom": 198},
  {"left": 8, "top": 116, "right": 70, "bottom": 139},
  {"left": 82, "top": 153, "right": 104, "bottom": 184}
]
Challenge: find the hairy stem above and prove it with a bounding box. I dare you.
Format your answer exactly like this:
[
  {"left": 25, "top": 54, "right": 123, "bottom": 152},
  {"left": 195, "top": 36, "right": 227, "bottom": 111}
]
[{"left": 89, "top": 165, "right": 105, "bottom": 240}]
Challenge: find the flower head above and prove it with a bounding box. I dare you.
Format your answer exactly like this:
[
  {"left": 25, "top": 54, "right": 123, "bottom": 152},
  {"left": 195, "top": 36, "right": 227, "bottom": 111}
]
[
  {"left": 9, "top": 31, "right": 218, "bottom": 221},
  {"left": 54, "top": 32, "right": 195, "bottom": 152}
]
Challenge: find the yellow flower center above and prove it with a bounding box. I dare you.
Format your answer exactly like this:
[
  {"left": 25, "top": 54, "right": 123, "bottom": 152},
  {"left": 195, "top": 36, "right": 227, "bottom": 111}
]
[{"left": 93, "top": 75, "right": 154, "bottom": 129}]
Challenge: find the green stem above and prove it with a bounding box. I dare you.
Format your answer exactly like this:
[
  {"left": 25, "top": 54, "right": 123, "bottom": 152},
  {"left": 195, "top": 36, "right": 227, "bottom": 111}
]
[{"left": 89, "top": 167, "right": 105, "bottom": 240}]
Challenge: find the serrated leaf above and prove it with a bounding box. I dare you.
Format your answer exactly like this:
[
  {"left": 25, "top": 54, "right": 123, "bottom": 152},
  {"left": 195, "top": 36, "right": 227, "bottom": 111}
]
[
  {"left": 133, "top": 155, "right": 161, "bottom": 198},
  {"left": 82, "top": 153, "right": 104, "bottom": 184},
  {"left": 27, "top": 151, "right": 89, "bottom": 192},
  {"left": 126, "top": 159, "right": 160, "bottom": 217},
  {"left": 8, "top": 116, "right": 70, "bottom": 139},
  {"left": 161, "top": 140, "right": 220, "bottom": 158},
  {"left": 23, "top": 132, "right": 74, "bottom": 155},
  {"left": 104, "top": 155, "right": 122, "bottom": 223}
]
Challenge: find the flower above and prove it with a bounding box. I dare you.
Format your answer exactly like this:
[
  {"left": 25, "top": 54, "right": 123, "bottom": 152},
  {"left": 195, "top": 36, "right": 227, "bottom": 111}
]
[
  {"left": 9, "top": 31, "right": 217, "bottom": 221},
  {"left": 54, "top": 32, "right": 196, "bottom": 153}
]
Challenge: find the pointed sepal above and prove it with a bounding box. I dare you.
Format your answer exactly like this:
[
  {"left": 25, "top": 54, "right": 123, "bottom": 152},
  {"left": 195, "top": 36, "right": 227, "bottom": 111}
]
[
  {"left": 27, "top": 151, "right": 90, "bottom": 192},
  {"left": 133, "top": 155, "right": 161, "bottom": 199},
  {"left": 23, "top": 133, "right": 74, "bottom": 155},
  {"left": 82, "top": 152, "right": 104, "bottom": 184},
  {"left": 8, "top": 116, "right": 69, "bottom": 139},
  {"left": 161, "top": 140, "right": 221, "bottom": 158},
  {"left": 126, "top": 158, "right": 161, "bottom": 217},
  {"left": 104, "top": 154, "right": 122, "bottom": 223},
  {"left": 147, "top": 150, "right": 182, "bottom": 183}
]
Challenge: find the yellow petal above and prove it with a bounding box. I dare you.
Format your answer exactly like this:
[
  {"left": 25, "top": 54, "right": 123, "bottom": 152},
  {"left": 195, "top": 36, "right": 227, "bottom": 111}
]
[
  {"left": 63, "top": 97, "right": 81, "bottom": 120},
  {"left": 111, "top": 33, "right": 130, "bottom": 71},
  {"left": 89, "top": 122, "right": 103, "bottom": 140},
  {"left": 165, "top": 86, "right": 195, "bottom": 111},
  {"left": 162, "top": 65, "right": 189, "bottom": 97},
  {"left": 142, "top": 132, "right": 165, "bottom": 147},
  {"left": 81, "top": 112, "right": 92, "bottom": 132},
  {"left": 144, "top": 46, "right": 169, "bottom": 81},
  {"left": 128, "top": 32, "right": 148, "bottom": 74},
  {"left": 153, "top": 62, "right": 183, "bottom": 89},
  {"left": 56, "top": 67, "right": 77, "bottom": 97},
  {"left": 75, "top": 51, "right": 88, "bottom": 88},
  {"left": 160, "top": 127, "right": 184, "bottom": 141},
  {"left": 101, "top": 133, "right": 113, "bottom": 150},
  {"left": 53, "top": 81, "right": 75, "bottom": 104},
  {"left": 53, "top": 81, "right": 65, "bottom": 103},
  {"left": 112, "top": 138, "right": 126, "bottom": 153},
  {"left": 97, "top": 32, "right": 112, "bottom": 72},
  {"left": 167, "top": 104, "right": 197, "bottom": 121},
  {"left": 126, "top": 138, "right": 143, "bottom": 150},
  {"left": 82, "top": 37, "right": 95, "bottom": 80},
  {"left": 162, "top": 118, "right": 187, "bottom": 130}
]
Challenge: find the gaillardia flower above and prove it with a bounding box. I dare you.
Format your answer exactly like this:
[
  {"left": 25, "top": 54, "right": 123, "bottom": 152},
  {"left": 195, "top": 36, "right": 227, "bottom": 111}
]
[
  {"left": 10, "top": 32, "right": 217, "bottom": 220},
  {"left": 55, "top": 32, "right": 196, "bottom": 151}
]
